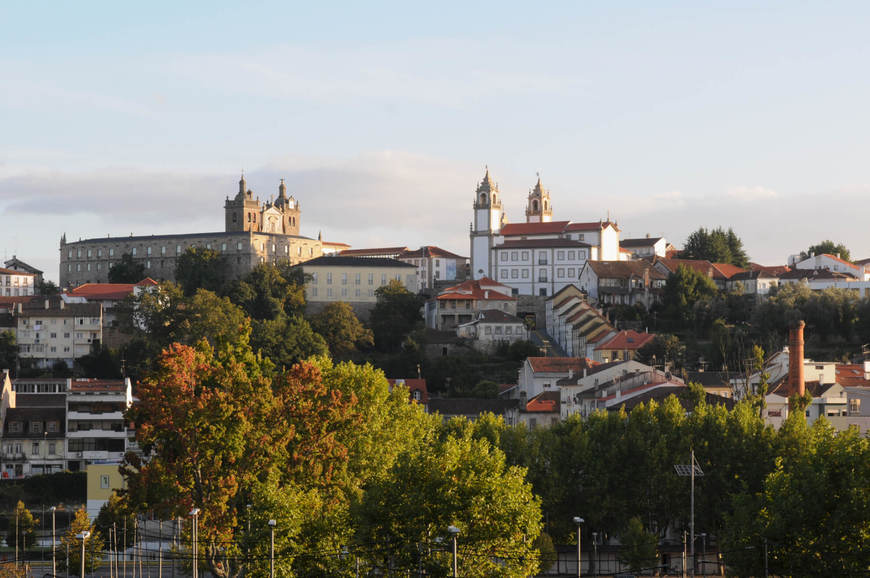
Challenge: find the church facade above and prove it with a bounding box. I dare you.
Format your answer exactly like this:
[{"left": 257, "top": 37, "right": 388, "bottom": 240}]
[
  {"left": 59, "top": 175, "right": 323, "bottom": 287},
  {"left": 469, "top": 168, "right": 622, "bottom": 297}
]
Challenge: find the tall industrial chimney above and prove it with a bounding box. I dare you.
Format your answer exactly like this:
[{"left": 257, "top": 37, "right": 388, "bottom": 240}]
[{"left": 788, "top": 320, "right": 806, "bottom": 397}]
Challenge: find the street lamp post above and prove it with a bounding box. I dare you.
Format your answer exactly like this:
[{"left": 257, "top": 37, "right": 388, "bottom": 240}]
[
  {"left": 700, "top": 533, "right": 707, "bottom": 575},
  {"left": 51, "top": 506, "right": 57, "bottom": 578},
  {"left": 592, "top": 532, "right": 598, "bottom": 577},
  {"left": 77, "top": 531, "right": 90, "bottom": 578},
  {"left": 268, "top": 519, "right": 276, "bottom": 578},
  {"left": 447, "top": 525, "right": 460, "bottom": 578},
  {"left": 189, "top": 508, "right": 200, "bottom": 578},
  {"left": 573, "top": 517, "right": 584, "bottom": 578}
]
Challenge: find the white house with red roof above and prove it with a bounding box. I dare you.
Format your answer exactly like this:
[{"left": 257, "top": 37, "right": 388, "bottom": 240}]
[
  {"left": 593, "top": 330, "right": 656, "bottom": 363},
  {"left": 431, "top": 277, "right": 516, "bottom": 330},
  {"left": 455, "top": 309, "right": 529, "bottom": 351},
  {"left": 546, "top": 285, "right": 616, "bottom": 358},
  {"left": 516, "top": 356, "right": 599, "bottom": 401},
  {"left": 398, "top": 245, "right": 468, "bottom": 290},
  {"left": 790, "top": 253, "right": 864, "bottom": 279},
  {"left": 0, "top": 267, "right": 37, "bottom": 297},
  {"left": 468, "top": 168, "right": 622, "bottom": 297}
]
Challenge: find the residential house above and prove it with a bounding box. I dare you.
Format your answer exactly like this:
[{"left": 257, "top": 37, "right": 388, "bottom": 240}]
[
  {"left": 3, "top": 256, "right": 43, "bottom": 287},
  {"left": 386, "top": 378, "right": 429, "bottom": 405},
  {"left": 398, "top": 246, "right": 468, "bottom": 291},
  {"left": 789, "top": 253, "right": 864, "bottom": 279},
  {"left": 546, "top": 285, "right": 615, "bottom": 358},
  {"left": 516, "top": 356, "right": 599, "bottom": 401},
  {"left": 0, "top": 267, "right": 36, "bottom": 297},
  {"left": 578, "top": 261, "right": 666, "bottom": 308},
  {"left": 66, "top": 378, "right": 133, "bottom": 473},
  {"left": 431, "top": 277, "right": 516, "bottom": 330},
  {"left": 728, "top": 269, "right": 781, "bottom": 300},
  {"left": 593, "top": 330, "right": 655, "bottom": 363},
  {"left": 16, "top": 299, "right": 103, "bottom": 369},
  {"left": 619, "top": 236, "right": 669, "bottom": 258},
  {"left": 519, "top": 390, "right": 561, "bottom": 429},
  {"left": 455, "top": 310, "right": 529, "bottom": 352}
]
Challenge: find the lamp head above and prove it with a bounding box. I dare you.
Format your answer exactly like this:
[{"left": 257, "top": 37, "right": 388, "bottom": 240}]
[
  {"left": 447, "top": 525, "right": 460, "bottom": 535},
  {"left": 573, "top": 516, "right": 584, "bottom": 525},
  {"left": 77, "top": 531, "right": 91, "bottom": 539},
  {"left": 268, "top": 519, "right": 276, "bottom": 527},
  {"left": 189, "top": 508, "right": 200, "bottom": 516}
]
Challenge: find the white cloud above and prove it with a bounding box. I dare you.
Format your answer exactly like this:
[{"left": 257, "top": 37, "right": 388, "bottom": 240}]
[{"left": 727, "top": 185, "right": 778, "bottom": 201}]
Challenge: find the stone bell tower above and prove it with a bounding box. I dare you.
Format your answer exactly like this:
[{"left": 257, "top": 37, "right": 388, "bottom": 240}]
[
  {"left": 225, "top": 173, "right": 263, "bottom": 232},
  {"left": 525, "top": 174, "right": 553, "bottom": 223}
]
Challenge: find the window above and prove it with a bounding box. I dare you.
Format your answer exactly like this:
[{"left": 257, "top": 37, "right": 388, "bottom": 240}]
[
  {"left": 501, "top": 270, "right": 508, "bottom": 279},
  {"left": 505, "top": 326, "right": 513, "bottom": 335},
  {"left": 237, "top": 242, "right": 242, "bottom": 251},
  {"left": 341, "top": 273, "right": 348, "bottom": 285},
  {"left": 30, "top": 421, "right": 43, "bottom": 434},
  {"left": 557, "top": 268, "right": 564, "bottom": 278},
  {"left": 355, "top": 289, "right": 361, "bottom": 297},
  {"left": 221, "top": 243, "right": 226, "bottom": 251},
  {"left": 568, "top": 268, "right": 575, "bottom": 277},
  {"left": 32, "top": 442, "right": 40, "bottom": 456},
  {"left": 368, "top": 273, "right": 374, "bottom": 285},
  {"left": 538, "top": 252, "right": 548, "bottom": 265},
  {"left": 50, "top": 332, "right": 56, "bottom": 338},
  {"left": 100, "top": 475, "right": 110, "bottom": 489},
  {"left": 147, "top": 246, "right": 152, "bottom": 256},
  {"left": 77, "top": 249, "right": 82, "bottom": 258},
  {"left": 539, "top": 288, "right": 547, "bottom": 296},
  {"left": 381, "top": 274, "right": 387, "bottom": 285},
  {"left": 539, "top": 270, "right": 548, "bottom": 282},
  {"left": 522, "top": 270, "right": 529, "bottom": 279},
  {"left": 109, "top": 248, "right": 115, "bottom": 257},
  {"left": 311, "top": 287, "right": 318, "bottom": 297},
  {"left": 87, "top": 249, "right": 92, "bottom": 258},
  {"left": 327, "top": 272, "right": 333, "bottom": 285},
  {"left": 501, "top": 252, "right": 508, "bottom": 262},
  {"left": 511, "top": 251, "right": 518, "bottom": 261},
  {"left": 511, "top": 269, "right": 518, "bottom": 279},
  {"left": 48, "top": 442, "right": 56, "bottom": 455},
  {"left": 568, "top": 250, "right": 575, "bottom": 260},
  {"left": 8, "top": 421, "right": 22, "bottom": 433},
  {"left": 355, "top": 273, "right": 361, "bottom": 285},
  {"left": 161, "top": 246, "right": 166, "bottom": 255},
  {"left": 557, "top": 250, "right": 565, "bottom": 260},
  {"left": 341, "top": 288, "right": 348, "bottom": 297},
  {"left": 47, "top": 421, "right": 58, "bottom": 433},
  {"left": 484, "top": 326, "right": 492, "bottom": 335},
  {"left": 132, "top": 247, "right": 137, "bottom": 256},
  {"left": 327, "top": 288, "right": 333, "bottom": 297}
]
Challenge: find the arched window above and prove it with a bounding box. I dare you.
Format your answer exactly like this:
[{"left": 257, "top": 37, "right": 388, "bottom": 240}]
[
  {"left": 533, "top": 200, "right": 539, "bottom": 212},
  {"left": 480, "top": 193, "right": 487, "bottom": 204},
  {"left": 544, "top": 201, "right": 548, "bottom": 211}
]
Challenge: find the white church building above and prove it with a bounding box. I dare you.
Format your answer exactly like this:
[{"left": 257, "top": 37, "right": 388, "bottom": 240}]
[{"left": 469, "top": 168, "right": 622, "bottom": 297}]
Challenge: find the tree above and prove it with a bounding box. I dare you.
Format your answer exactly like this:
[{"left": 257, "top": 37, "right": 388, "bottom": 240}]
[
  {"left": 6, "top": 501, "right": 37, "bottom": 552},
  {"left": 226, "top": 262, "right": 307, "bottom": 320},
  {"left": 0, "top": 331, "right": 18, "bottom": 373},
  {"left": 59, "top": 507, "right": 104, "bottom": 573},
  {"left": 35, "top": 280, "right": 60, "bottom": 296},
  {"left": 94, "top": 492, "right": 136, "bottom": 549},
  {"left": 250, "top": 314, "right": 328, "bottom": 367},
  {"left": 369, "top": 280, "right": 423, "bottom": 352},
  {"left": 660, "top": 265, "right": 719, "bottom": 330},
  {"left": 635, "top": 333, "right": 686, "bottom": 370},
  {"left": 175, "top": 247, "right": 228, "bottom": 296},
  {"left": 801, "top": 240, "right": 851, "bottom": 263},
  {"left": 681, "top": 227, "right": 749, "bottom": 267},
  {"left": 353, "top": 429, "right": 542, "bottom": 577},
  {"left": 618, "top": 516, "right": 658, "bottom": 573},
  {"left": 108, "top": 253, "right": 145, "bottom": 283},
  {"left": 308, "top": 302, "right": 373, "bottom": 358}
]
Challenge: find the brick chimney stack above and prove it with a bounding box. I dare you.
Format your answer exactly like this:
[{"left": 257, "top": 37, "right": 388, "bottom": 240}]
[{"left": 788, "top": 320, "right": 806, "bottom": 397}]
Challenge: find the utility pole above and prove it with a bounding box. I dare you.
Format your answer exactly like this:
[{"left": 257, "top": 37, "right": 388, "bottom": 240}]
[{"left": 51, "top": 506, "right": 57, "bottom": 578}]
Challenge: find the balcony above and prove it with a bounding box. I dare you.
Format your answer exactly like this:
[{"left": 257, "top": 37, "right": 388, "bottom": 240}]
[
  {"left": 68, "top": 410, "right": 125, "bottom": 421},
  {"left": 67, "top": 429, "right": 128, "bottom": 439}
]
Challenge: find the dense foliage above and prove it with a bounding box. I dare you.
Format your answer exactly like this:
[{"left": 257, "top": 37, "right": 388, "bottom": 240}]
[
  {"left": 801, "top": 240, "right": 851, "bottom": 263},
  {"left": 681, "top": 227, "right": 749, "bottom": 267}
]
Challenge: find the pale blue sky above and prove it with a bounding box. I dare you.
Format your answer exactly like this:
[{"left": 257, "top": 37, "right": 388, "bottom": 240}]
[{"left": 2, "top": 2, "right": 870, "bottom": 280}]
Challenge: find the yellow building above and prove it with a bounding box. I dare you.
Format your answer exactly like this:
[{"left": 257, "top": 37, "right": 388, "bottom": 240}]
[
  {"left": 301, "top": 256, "right": 416, "bottom": 318},
  {"left": 86, "top": 463, "right": 125, "bottom": 518}
]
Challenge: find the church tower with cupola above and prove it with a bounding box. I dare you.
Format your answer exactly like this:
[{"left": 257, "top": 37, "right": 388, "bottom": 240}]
[
  {"left": 470, "top": 167, "right": 505, "bottom": 279},
  {"left": 273, "top": 178, "right": 301, "bottom": 235},
  {"left": 525, "top": 174, "right": 553, "bottom": 223},
  {"left": 225, "top": 173, "right": 263, "bottom": 232}
]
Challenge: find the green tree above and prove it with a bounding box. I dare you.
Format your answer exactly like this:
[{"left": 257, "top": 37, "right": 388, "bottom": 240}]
[
  {"left": 6, "top": 501, "right": 37, "bottom": 551},
  {"left": 0, "top": 331, "right": 18, "bottom": 373},
  {"left": 36, "top": 280, "right": 60, "bottom": 296},
  {"left": 353, "top": 429, "right": 542, "bottom": 577},
  {"left": 801, "top": 240, "right": 851, "bottom": 263},
  {"left": 94, "top": 492, "right": 136, "bottom": 548},
  {"left": 226, "top": 262, "right": 307, "bottom": 320},
  {"left": 59, "top": 507, "right": 104, "bottom": 573},
  {"left": 369, "top": 280, "right": 423, "bottom": 352},
  {"left": 251, "top": 314, "right": 328, "bottom": 367},
  {"left": 108, "top": 253, "right": 145, "bottom": 283},
  {"left": 175, "top": 247, "right": 228, "bottom": 295},
  {"left": 618, "top": 516, "right": 658, "bottom": 573},
  {"left": 682, "top": 227, "right": 749, "bottom": 267},
  {"left": 661, "top": 265, "right": 719, "bottom": 330},
  {"left": 309, "top": 302, "right": 373, "bottom": 358},
  {"left": 635, "top": 333, "right": 686, "bottom": 370}
]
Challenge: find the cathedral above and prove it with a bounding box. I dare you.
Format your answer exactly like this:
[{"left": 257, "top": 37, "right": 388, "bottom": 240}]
[
  {"left": 59, "top": 176, "right": 324, "bottom": 287},
  {"left": 469, "top": 167, "right": 621, "bottom": 297}
]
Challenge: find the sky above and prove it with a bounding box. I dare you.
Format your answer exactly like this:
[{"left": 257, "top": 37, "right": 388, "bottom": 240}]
[{"left": 3, "top": 1, "right": 870, "bottom": 282}]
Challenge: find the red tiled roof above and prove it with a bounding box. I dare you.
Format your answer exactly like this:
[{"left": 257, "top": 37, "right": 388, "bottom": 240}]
[
  {"left": 500, "top": 221, "right": 570, "bottom": 236},
  {"left": 595, "top": 330, "right": 655, "bottom": 351},
  {"left": 339, "top": 246, "right": 408, "bottom": 257},
  {"left": 525, "top": 390, "right": 560, "bottom": 413},
  {"left": 437, "top": 278, "right": 515, "bottom": 301},
  {"left": 711, "top": 263, "right": 747, "bottom": 280},
  {"left": 67, "top": 278, "right": 157, "bottom": 301},
  {"left": 0, "top": 267, "right": 36, "bottom": 277},
  {"left": 322, "top": 241, "right": 351, "bottom": 248},
  {"left": 835, "top": 364, "right": 870, "bottom": 387},
  {"left": 749, "top": 263, "right": 791, "bottom": 275},
  {"left": 817, "top": 253, "right": 860, "bottom": 270},
  {"left": 526, "top": 357, "right": 598, "bottom": 373},
  {"left": 656, "top": 258, "right": 714, "bottom": 277},
  {"left": 69, "top": 379, "right": 127, "bottom": 392},
  {"left": 566, "top": 220, "right": 619, "bottom": 232},
  {"left": 387, "top": 378, "right": 430, "bottom": 404},
  {"left": 399, "top": 246, "right": 468, "bottom": 260},
  {"left": 498, "top": 238, "right": 590, "bottom": 249}
]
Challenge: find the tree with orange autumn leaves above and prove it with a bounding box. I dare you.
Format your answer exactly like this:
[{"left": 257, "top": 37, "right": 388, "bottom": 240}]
[{"left": 123, "top": 341, "right": 439, "bottom": 577}]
